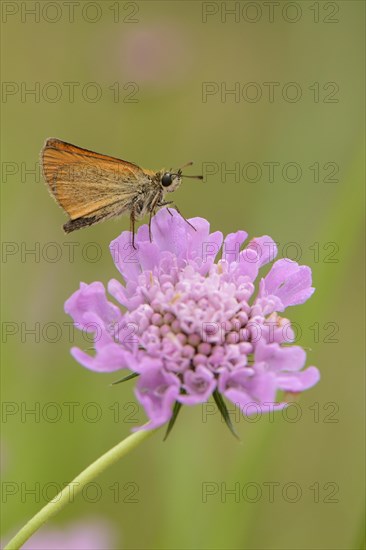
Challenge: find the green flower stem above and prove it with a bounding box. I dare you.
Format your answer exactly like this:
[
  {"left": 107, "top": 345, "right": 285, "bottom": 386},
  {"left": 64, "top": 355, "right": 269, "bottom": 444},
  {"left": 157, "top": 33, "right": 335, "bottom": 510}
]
[{"left": 5, "top": 425, "right": 158, "bottom": 550}]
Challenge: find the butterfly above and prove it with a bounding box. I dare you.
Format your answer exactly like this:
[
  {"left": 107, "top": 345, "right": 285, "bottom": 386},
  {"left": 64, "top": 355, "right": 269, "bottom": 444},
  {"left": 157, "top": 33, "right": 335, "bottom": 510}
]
[{"left": 41, "top": 138, "right": 202, "bottom": 247}]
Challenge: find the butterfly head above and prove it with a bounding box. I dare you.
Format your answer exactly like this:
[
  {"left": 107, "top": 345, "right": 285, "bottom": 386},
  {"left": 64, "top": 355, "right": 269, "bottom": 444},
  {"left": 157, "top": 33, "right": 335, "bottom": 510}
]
[
  {"left": 160, "top": 170, "right": 182, "bottom": 193},
  {"left": 160, "top": 162, "right": 203, "bottom": 193}
]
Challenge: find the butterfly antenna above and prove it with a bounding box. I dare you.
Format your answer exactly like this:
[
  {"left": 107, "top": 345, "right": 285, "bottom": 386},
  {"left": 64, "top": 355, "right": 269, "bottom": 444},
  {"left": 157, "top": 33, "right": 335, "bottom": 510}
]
[
  {"left": 178, "top": 161, "right": 194, "bottom": 170},
  {"left": 173, "top": 161, "right": 203, "bottom": 180},
  {"left": 180, "top": 174, "right": 203, "bottom": 180}
]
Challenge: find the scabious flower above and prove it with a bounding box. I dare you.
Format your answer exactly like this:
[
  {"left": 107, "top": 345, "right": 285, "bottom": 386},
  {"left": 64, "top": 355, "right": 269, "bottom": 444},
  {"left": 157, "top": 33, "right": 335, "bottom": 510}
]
[
  {"left": 9, "top": 519, "right": 115, "bottom": 549},
  {"left": 65, "top": 209, "right": 320, "bottom": 434}
]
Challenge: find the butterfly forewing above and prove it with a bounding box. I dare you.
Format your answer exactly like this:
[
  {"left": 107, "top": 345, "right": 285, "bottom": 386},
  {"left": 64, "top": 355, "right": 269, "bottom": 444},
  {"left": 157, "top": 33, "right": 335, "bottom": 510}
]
[{"left": 41, "top": 139, "right": 149, "bottom": 229}]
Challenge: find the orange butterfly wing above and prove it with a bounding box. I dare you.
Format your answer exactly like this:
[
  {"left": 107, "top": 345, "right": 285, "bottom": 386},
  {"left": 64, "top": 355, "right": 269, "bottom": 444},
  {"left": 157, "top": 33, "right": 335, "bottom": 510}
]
[{"left": 41, "top": 138, "right": 150, "bottom": 224}]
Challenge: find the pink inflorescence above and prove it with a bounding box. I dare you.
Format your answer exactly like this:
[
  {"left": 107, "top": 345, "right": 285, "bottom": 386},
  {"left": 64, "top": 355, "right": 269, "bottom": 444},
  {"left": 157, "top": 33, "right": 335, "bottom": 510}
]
[{"left": 65, "top": 209, "right": 320, "bottom": 431}]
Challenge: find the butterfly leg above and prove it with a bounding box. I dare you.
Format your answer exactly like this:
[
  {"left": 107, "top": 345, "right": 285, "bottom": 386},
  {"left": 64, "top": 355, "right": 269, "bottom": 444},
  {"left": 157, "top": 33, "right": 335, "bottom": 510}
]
[
  {"left": 130, "top": 209, "right": 137, "bottom": 249},
  {"left": 158, "top": 200, "right": 173, "bottom": 209},
  {"left": 162, "top": 203, "right": 197, "bottom": 232},
  {"left": 157, "top": 200, "right": 176, "bottom": 218},
  {"left": 148, "top": 211, "right": 153, "bottom": 242}
]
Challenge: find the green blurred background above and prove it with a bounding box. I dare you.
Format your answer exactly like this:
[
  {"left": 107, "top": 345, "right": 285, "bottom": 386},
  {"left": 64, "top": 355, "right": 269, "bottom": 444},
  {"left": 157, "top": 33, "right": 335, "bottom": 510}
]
[{"left": 1, "top": 1, "right": 365, "bottom": 549}]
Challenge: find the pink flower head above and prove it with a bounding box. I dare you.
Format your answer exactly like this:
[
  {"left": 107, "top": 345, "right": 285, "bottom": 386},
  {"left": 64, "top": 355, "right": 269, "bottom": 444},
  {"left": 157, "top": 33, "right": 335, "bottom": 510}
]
[
  {"left": 65, "top": 209, "right": 319, "bottom": 435},
  {"left": 8, "top": 519, "right": 115, "bottom": 549}
]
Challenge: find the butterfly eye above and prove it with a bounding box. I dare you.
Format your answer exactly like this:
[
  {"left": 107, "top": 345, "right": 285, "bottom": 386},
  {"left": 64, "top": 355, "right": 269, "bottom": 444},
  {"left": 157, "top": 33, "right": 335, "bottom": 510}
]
[{"left": 161, "top": 173, "right": 173, "bottom": 187}]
